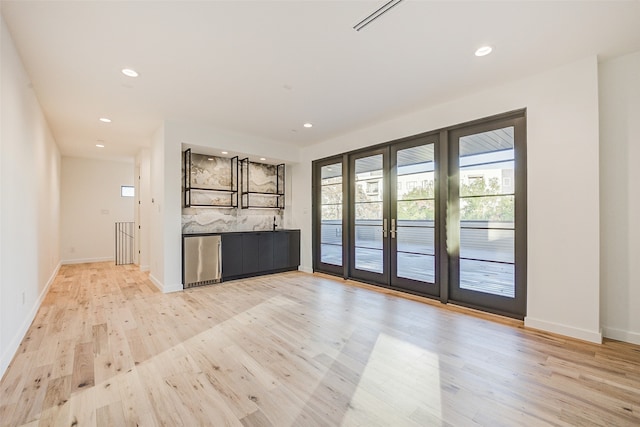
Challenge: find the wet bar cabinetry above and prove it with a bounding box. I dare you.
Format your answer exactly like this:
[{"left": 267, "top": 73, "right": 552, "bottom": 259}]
[
  {"left": 230, "top": 230, "right": 300, "bottom": 279},
  {"left": 182, "top": 149, "right": 292, "bottom": 287},
  {"left": 182, "top": 230, "right": 300, "bottom": 285}
]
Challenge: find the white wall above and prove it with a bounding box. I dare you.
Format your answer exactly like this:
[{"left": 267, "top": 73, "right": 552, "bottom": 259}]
[
  {"left": 1, "top": 15, "right": 61, "bottom": 377},
  {"left": 288, "top": 161, "right": 313, "bottom": 273},
  {"left": 60, "top": 157, "right": 134, "bottom": 263},
  {"left": 136, "top": 149, "right": 151, "bottom": 271},
  {"left": 149, "top": 124, "right": 167, "bottom": 290},
  {"left": 159, "top": 122, "right": 182, "bottom": 293},
  {"left": 293, "top": 56, "right": 602, "bottom": 343},
  {"left": 599, "top": 50, "right": 640, "bottom": 344}
]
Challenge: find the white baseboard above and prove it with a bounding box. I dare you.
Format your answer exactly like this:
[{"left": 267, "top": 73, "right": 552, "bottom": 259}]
[
  {"left": 148, "top": 273, "right": 182, "bottom": 293},
  {"left": 298, "top": 266, "right": 313, "bottom": 274},
  {"left": 139, "top": 264, "right": 150, "bottom": 272},
  {"left": 0, "top": 262, "right": 61, "bottom": 380},
  {"left": 602, "top": 326, "right": 640, "bottom": 345},
  {"left": 60, "top": 256, "right": 113, "bottom": 265},
  {"left": 525, "top": 316, "right": 602, "bottom": 344},
  {"left": 148, "top": 274, "right": 163, "bottom": 292},
  {"left": 163, "top": 283, "right": 184, "bottom": 293}
]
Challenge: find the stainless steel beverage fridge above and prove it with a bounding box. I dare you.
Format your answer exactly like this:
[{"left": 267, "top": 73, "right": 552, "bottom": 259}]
[{"left": 183, "top": 234, "right": 222, "bottom": 288}]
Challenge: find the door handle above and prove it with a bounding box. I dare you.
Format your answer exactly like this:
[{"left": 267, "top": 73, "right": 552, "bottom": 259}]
[
  {"left": 390, "top": 219, "right": 397, "bottom": 239},
  {"left": 383, "top": 218, "right": 388, "bottom": 238}
]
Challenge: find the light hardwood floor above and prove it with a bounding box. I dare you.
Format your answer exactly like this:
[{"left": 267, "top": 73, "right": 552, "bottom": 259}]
[{"left": 1, "top": 262, "right": 639, "bottom": 426}]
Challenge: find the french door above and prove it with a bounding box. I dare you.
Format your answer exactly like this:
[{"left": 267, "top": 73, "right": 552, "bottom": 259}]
[
  {"left": 315, "top": 157, "right": 346, "bottom": 276},
  {"left": 448, "top": 116, "right": 526, "bottom": 317},
  {"left": 313, "top": 110, "right": 526, "bottom": 319},
  {"left": 349, "top": 135, "right": 440, "bottom": 297}
]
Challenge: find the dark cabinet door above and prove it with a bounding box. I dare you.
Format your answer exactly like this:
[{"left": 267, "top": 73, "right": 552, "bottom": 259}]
[
  {"left": 221, "top": 234, "right": 243, "bottom": 278},
  {"left": 259, "top": 233, "right": 274, "bottom": 271},
  {"left": 273, "top": 231, "right": 300, "bottom": 269},
  {"left": 288, "top": 230, "right": 300, "bottom": 268},
  {"left": 219, "top": 230, "right": 300, "bottom": 281},
  {"left": 242, "top": 233, "right": 261, "bottom": 274},
  {"left": 273, "top": 232, "right": 289, "bottom": 269}
]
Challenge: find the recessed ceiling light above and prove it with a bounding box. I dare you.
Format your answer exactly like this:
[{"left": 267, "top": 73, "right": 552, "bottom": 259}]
[
  {"left": 221, "top": 151, "right": 228, "bottom": 155},
  {"left": 96, "top": 144, "right": 105, "bottom": 148},
  {"left": 207, "top": 157, "right": 214, "bottom": 161},
  {"left": 303, "top": 123, "right": 313, "bottom": 128},
  {"left": 121, "top": 68, "right": 139, "bottom": 77},
  {"left": 475, "top": 46, "right": 493, "bottom": 57},
  {"left": 260, "top": 157, "right": 266, "bottom": 161},
  {"left": 99, "top": 117, "right": 111, "bottom": 123}
]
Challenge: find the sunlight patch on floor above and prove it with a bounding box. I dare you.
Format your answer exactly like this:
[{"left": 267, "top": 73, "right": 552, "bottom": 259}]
[{"left": 342, "top": 333, "right": 443, "bottom": 426}]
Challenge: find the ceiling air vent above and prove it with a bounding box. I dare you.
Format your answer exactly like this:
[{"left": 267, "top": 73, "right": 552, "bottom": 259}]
[{"left": 353, "top": 0, "right": 405, "bottom": 32}]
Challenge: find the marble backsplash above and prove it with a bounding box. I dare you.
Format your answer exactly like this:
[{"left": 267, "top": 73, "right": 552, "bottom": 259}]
[
  {"left": 182, "top": 208, "right": 283, "bottom": 233},
  {"left": 243, "top": 161, "right": 278, "bottom": 193},
  {"left": 190, "top": 153, "right": 235, "bottom": 190}
]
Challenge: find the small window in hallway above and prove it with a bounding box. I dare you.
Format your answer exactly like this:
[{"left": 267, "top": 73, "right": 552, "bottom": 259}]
[{"left": 121, "top": 186, "right": 135, "bottom": 197}]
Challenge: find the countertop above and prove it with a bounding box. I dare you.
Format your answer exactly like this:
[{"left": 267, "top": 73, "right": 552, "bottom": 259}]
[{"left": 182, "top": 229, "right": 300, "bottom": 237}]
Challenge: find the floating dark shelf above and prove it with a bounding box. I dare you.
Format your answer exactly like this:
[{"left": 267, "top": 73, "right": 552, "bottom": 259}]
[
  {"left": 184, "top": 149, "right": 239, "bottom": 208},
  {"left": 240, "top": 206, "right": 282, "bottom": 210},
  {"left": 241, "top": 191, "right": 284, "bottom": 196},
  {"left": 185, "top": 203, "right": 235, "bottom": 209},
  {"left": 240, "top": 158, "right": 285, "bottom": 209},
  {"left": 189, "top": 187, "right": 237, "bottom": 193}
]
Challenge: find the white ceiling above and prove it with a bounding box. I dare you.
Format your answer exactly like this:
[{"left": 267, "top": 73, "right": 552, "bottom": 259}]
[{"left": 2, "top": 1, "right": 639, "bottom": 161}]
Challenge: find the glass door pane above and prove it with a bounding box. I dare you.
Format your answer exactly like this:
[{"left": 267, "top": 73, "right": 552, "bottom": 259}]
[
  {"left": 349, "top": 148, "right": 389, "bottom": 284},
  {"left": 320, "top": 163, "right": 343, "bottom": 267},
  {"left": 392, "top": 141, "right": 438, "bottom": 295},
  {"left": 354, "top": 154, "right": 384, "bottom": 274},
  {"left": 458, "top": 127, "right": 515, "bottom": 297}
]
